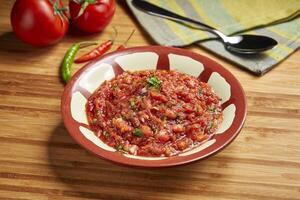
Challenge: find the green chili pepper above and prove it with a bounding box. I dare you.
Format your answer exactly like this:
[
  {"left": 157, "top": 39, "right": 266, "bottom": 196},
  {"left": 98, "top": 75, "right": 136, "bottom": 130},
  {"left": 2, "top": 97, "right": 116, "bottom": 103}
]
[{"left": 61, "top": 42, "right": 96, "bottom": 84}]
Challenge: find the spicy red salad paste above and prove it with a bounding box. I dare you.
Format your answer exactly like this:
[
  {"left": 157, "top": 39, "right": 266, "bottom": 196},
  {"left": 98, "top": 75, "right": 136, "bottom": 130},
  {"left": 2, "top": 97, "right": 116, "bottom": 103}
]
[{"left": 86, "top": 70, "right": 223, "bottom": 157}]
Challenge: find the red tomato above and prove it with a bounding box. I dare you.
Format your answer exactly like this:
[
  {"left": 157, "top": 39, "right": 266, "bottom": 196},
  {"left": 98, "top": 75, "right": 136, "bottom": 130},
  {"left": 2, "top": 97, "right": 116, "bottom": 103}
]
[
  {"left": 69, "top": 0, "right": 115, "bottom": 33},
  {"left": 10, "top": 0, "right": 69, "bottom": 47}
]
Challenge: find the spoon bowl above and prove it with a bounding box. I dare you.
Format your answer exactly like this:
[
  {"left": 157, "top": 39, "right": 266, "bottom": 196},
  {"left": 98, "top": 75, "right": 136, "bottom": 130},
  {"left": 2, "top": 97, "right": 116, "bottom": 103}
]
[{"left": 224, "top": 35, "right": 278, "bottom": 54}]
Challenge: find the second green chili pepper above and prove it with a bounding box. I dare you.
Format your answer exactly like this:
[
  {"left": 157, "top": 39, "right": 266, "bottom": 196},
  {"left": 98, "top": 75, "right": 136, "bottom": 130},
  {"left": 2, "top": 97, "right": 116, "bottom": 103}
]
[{"left": 61, "top": 42, "right": 96, "bottom": 84}]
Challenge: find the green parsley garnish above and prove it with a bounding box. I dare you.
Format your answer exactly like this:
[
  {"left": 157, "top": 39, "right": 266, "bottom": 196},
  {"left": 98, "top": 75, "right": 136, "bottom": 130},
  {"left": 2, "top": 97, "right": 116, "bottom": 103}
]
[
  {"left": 97, "top": 110, "right": 103, "bottom": 116},
  {"left": 133, "top": 128, "right": 143, "bottom": 137},
  {"left": 209, "top": 123, "right": 214, "bottom": 132},
  {"left": 112, "top": 85, "right": 119, "bottom": 90},
  {"left": 103, "top": 131, "right": 109, "bottom": 138},
  {"left": 147, "top": 76, "right": 161, "bottom": 89},
  {"left": 115, "top": 144, "right": 128, "bottom": 153},
  {"left": 209, "top": 107, "right": 217, "bottom": 112},
  {"left": 92, "top": 118, "right": 97, "bottom": 123},
  {"left": 198, "top": 88, "right": 203, "bottom": 95},
  {"left": 129, "top": 99, "right": 138, "bottom": 111},
  {"left": 116, "top": 144, "right": 123, "bottom": 151}
]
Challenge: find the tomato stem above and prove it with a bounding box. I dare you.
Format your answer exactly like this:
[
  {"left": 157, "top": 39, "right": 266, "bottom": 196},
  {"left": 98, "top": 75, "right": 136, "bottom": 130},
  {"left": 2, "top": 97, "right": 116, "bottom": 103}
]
[
  {"left": 123, "top": 29, "right": 135, "bottom": 47},
  {"left": 49, "top": 0, "right": 68, "bottom": 25},
  {"left": 116, "top": 29, "right": 135, "bottom": 50},
  {"left": 75, "top": 0, "right": 97, "bottom": 18},
  {"left": 111, "top": 26, "right": 118, "bottom": 42},
  {"left": 56, "top": 7, "right": 69, "bottom": 12},
  {"left": 78, "top": 41, "right": 98, "bottom": 48}
]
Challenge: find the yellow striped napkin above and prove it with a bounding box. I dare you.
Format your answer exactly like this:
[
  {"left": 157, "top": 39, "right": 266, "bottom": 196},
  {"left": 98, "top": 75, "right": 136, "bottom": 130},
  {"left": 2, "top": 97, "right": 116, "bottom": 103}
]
[{"left": 126, "top": 0, "right": 300, "bottom": 75}]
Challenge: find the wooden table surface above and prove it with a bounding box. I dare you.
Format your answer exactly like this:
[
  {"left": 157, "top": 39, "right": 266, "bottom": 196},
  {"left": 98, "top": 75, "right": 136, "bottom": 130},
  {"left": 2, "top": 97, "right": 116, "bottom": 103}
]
[{"left": 1, "top": 1, "right": 300, "bottom": 200}]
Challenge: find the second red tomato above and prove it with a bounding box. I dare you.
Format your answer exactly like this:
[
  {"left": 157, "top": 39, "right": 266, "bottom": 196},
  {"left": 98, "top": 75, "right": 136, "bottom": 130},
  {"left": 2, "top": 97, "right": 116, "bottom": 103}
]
[{"left": 69, "top": 0, "right": 115, "bottom": 33}]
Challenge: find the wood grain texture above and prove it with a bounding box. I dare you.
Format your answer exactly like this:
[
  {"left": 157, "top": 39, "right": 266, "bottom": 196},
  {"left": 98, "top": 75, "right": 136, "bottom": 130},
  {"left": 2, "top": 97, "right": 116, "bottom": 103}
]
[{"left": 0, "top": 0, "right": 299, "bottom": 199}]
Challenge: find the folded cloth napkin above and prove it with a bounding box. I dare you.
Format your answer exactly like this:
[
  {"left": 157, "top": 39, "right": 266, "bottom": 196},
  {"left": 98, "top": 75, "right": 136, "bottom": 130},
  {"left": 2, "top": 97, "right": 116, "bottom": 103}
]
[{"left": 126, "top": 0, "right": 300, "bottom": 75}]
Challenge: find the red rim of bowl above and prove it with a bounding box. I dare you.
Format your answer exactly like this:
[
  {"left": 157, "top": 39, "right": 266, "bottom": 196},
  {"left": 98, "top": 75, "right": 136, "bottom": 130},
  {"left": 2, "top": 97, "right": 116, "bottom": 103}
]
[{"left": 61, "top": 46, "right": 247, "bottom": 168}]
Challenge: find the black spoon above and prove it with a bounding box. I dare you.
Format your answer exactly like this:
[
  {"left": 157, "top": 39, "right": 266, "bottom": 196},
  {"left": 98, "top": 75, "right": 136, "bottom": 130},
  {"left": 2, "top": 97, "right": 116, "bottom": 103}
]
[{"left": 132, "top": 0, "right": 278, "bottom": 54}]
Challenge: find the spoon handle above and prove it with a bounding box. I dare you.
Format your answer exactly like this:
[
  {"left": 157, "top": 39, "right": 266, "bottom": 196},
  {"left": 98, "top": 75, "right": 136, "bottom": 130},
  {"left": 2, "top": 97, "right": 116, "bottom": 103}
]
[{"left": 132, "top": 0, "right": 215, "bottom": 32}]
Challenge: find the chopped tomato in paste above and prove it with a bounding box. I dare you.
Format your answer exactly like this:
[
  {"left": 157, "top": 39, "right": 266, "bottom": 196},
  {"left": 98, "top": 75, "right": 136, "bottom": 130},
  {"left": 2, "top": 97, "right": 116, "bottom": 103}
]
[{"left": 86, "top": 70, "right": 223, "bottom": 157}]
